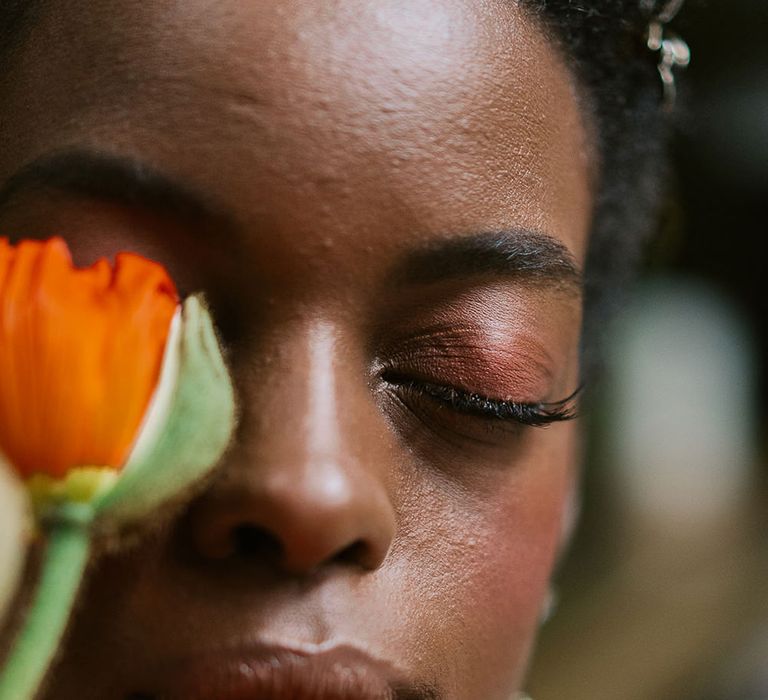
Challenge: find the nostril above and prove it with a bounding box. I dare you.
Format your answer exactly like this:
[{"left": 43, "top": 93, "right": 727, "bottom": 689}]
[
  {"left": 232, "top": 525, "right": 283, "bottom": 563},
  {"left": 333, "top": 539, "right": 369, "bottom": 566}
]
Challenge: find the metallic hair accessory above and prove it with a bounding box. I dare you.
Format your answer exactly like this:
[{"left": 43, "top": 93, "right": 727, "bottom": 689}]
[{"left": 642, "top": 0, "right": 691, "bottom": 109}]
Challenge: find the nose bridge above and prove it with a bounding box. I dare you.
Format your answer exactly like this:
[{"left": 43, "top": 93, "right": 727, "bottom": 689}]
[
  {"left": 257, "top": 318, "right": 382, "bottom": 520},
  {"left": 234, "top": 316, "right": 353, "bottom": 473},
  {"left": 305, "top": 320, "right": 343, "bottom": 465},
  {"left": 189, "top": 316, "right": 397, "bottom": 574},
  {"left": 260, "top": 317, "right": 373, "bottom": 483}
]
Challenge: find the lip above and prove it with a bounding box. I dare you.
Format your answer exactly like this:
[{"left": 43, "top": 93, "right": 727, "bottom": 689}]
[{"left": 129, "top": 642, "right": 418, "bottom": 700}]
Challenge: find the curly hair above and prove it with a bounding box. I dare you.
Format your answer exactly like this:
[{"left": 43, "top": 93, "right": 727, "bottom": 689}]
[{"left": 524, "top": 1, "right": 671, "bottom": 369}]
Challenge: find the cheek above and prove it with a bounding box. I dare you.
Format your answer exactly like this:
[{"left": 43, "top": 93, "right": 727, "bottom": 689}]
[{"left": 390, "top": 424, "right": 577, "bottom": 698}]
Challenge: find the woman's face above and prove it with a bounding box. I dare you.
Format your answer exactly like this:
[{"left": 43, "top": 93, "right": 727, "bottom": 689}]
[{"left": 0, "top": 1, "right": 592, "bottom": 697}]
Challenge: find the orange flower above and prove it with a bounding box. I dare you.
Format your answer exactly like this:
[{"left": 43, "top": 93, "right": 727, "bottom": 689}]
[
  {"left": 0, "top": 237, "right": 178, "bottom": 480},
  {"left": 0, "top": 238, "right": 232, "bottom": 700}
]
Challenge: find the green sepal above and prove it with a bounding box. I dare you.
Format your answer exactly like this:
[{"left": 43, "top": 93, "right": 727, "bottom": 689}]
[{"left": 92, "top": 294, "right": 236, "bottom": 527}]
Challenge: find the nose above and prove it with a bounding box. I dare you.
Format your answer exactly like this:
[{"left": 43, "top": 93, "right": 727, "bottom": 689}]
[{"left": 185, "top": 322, "right": 397, "bottom": 575}]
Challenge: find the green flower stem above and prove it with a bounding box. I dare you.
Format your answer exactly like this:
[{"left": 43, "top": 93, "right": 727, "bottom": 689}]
[{"left": 0, "top": 510, "right": 92, "bottom": 700}]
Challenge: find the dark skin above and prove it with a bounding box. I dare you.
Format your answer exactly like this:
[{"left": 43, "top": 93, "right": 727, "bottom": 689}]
[{"left": 0, "top": 0, "right": 593, "bottom": 697}]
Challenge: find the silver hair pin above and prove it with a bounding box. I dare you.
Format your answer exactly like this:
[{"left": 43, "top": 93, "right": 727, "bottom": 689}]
[{"left": 642, "top": 0, "right": 691, "bottom": 109}]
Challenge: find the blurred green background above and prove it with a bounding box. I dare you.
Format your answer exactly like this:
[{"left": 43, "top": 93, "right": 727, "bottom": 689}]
[{"left": 529, "top": 1, "right": 768, "bottom": 698}]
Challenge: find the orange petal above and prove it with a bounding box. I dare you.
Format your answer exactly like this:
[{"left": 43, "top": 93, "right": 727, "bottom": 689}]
[{"left": 0, "top": 237, "right": 179, "bottom": 479}]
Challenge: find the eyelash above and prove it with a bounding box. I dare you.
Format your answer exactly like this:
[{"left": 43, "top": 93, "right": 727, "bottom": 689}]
[{"left": 382, "top": 373, "right": 581, "bottom": 428}]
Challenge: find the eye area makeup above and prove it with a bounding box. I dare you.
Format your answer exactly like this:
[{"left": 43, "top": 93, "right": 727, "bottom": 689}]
[{"left": 370, "top": 279, "right": 582, "bottom": 455}]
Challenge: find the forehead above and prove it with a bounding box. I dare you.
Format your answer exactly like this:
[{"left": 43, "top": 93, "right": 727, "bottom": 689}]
[{"left": 0, "top": 0, "right": 592, "bottom": 270}]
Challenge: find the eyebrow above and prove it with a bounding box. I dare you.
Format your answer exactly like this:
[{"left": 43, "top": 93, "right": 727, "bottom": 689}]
[
  {"left": 0, "top": 148, "right": 234, "bottom": 233},
  {"left": 392, "top": 229, "right": 583, "bottom": 297}
]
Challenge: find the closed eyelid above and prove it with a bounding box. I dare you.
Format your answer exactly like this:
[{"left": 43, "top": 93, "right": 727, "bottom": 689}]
[
  {"left": 384, "top": 374, "right": 581, "bottom": 431},
  {"left": 376, "top": 326, "right": 557, "bottom": 402}
]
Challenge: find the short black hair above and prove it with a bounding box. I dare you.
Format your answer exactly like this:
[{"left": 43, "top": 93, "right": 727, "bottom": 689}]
[{"left": 0, "top": 0, "right": 672, "bottom": 371}]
